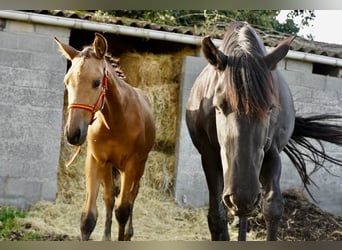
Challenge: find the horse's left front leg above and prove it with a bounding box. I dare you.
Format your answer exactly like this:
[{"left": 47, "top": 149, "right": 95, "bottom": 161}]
[
  {"left": 101, "top": 164, "right": 116, "bottom": 241},
  {"left": 115, "top": 158, "right": 145, "bottom": 241},
  {"left": 238, "top": 216, "right": 248, "bottom": 241},
  {"left": 259, "top": 146, "right": 284, "bottom": 241}
]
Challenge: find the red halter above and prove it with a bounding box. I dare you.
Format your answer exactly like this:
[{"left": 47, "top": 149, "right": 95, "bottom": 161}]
[{"left": 68, "top": 67, "right": 108, "bottom": 125}]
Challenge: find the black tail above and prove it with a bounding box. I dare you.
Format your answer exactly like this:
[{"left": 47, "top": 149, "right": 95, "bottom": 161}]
[{"left": 283, "top": 114, "right": 342, "bottom": 199}]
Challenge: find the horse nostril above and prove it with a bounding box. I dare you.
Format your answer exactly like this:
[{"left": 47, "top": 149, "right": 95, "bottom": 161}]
[
  {"left": 223, "top": 193, "right": 261, "bottom": 214},
  {"left": 254, "top": 193, "right": 261, "bottom": 207},
  {"left": 66, "top": 127, "right": 82, "bottom": 145},
  {"left": 223, "top": 194, "right": 237, "bottom": 211}
]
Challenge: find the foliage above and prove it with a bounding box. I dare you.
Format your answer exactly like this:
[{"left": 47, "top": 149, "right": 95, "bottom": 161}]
[
  {"left": 0, "top": 207, "right": 42, "bottom": 240},
  {"left": 105, "top": 10, "right": 315, "bottom": 36}
]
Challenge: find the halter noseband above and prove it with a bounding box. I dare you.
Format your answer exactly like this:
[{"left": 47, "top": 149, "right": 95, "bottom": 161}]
[{"left": 68, "top": 67, "right": 108, "bottom": 125}]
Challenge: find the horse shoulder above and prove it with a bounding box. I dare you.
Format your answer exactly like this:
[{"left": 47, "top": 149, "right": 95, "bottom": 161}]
[{"left": 187, "top": 65, "right": 218, "bottom": 111}]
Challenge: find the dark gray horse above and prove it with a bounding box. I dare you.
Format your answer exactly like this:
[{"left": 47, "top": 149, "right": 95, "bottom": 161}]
[{"left": 186, "top": 21, "right": 342, "bottom": 241}]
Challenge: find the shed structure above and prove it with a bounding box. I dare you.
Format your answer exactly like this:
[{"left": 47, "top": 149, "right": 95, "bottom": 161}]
[{"left": 0, "top": 10, "right": 341, "bottom": 215}]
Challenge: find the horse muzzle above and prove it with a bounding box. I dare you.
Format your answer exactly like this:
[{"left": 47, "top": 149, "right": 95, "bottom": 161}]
[
  {"left": 223, "top": 192, "right": 261, "bottom": 216},
  {"left": 65, "top": 123, "right": 88, "bottom": 146}
]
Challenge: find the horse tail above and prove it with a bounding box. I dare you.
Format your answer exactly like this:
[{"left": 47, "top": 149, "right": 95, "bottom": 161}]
[{"left": 283, "top": 114, "right": 342, "bottom": 199}]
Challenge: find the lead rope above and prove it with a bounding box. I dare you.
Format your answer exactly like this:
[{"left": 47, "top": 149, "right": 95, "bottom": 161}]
[{"left": 65, "top": 145, "right": 82, "bottom": 168}]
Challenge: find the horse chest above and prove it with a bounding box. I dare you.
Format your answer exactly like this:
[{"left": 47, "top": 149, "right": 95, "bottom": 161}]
[{"left": 87, "top": 129, "right": 136, "bottom": 166}]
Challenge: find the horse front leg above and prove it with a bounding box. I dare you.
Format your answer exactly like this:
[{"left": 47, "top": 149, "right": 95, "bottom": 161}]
[
  {"left": 201, "top": 150, "right": 229, "bottom": 241},
  {"left": 238, "top": 216, "right": 248, "bottom": 241},
  {"left": 101, "top": 164, "right": 116, "bottom": 241},
  {"left": 115, "top": 159, "right": 145, "bottom": 241},
  {"left": 80, "top": 152, "right": 101, "bottom": 241},
  {"left": 259, "top": 146, "right": 284, "bottom": 241}
]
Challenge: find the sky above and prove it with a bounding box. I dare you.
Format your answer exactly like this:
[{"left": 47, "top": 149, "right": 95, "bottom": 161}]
[{"left": 277, "top": 10, "right": 342, "bottom": 45}]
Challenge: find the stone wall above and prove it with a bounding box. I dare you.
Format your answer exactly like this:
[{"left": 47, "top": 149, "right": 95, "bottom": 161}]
[
  {"left": 0, "top": 19, "right": 70, "bottom": 208},
  {"left": 175, "top": 56, "right": 342, "bottom": 215}
]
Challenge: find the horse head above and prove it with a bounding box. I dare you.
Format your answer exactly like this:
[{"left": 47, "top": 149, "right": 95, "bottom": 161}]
[
  {"left": 55, "top": 33, "right": 109, "bottom": 145},
  {"left": 202, "top": 26, "right": 294, "bottom": 215}
]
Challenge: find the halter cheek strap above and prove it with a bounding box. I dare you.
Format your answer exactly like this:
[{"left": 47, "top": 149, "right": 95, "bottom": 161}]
[{"left": 68, "top": 67, "right": 108, "bottom": 125}]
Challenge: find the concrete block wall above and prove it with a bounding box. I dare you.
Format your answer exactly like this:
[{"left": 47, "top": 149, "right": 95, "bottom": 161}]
[
  {"left": 0, "top": 19, "right": 70, "bottom": 208},
  {"left": 175, "top": 56, "right": 342, "bottom": 216},
  {"left": 279, "top": 59, "right": 342, "bottom": 215},
  {"left": 174, "top": 57, "right": 208, "bottom": 207}
]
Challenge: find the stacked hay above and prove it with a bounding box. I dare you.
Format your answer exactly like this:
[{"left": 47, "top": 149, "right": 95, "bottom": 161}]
[{"left": 119, "top": 49, "right": 196, "bottom": 191}]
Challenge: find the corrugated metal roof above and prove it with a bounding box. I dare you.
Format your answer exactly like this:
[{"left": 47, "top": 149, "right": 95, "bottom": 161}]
[{"left": 27, "top": 10, "right": 342, "bottom": 59}]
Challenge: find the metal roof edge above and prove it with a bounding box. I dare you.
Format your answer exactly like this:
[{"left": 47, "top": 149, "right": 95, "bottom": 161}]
[{"left": 1, "top": 10, "right": 342, "bottom": 67}]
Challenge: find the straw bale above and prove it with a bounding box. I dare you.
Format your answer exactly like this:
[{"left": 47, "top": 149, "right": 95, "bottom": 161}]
[
  {"left": 119, "top": 49, "right": 195, "bottom": 87},
  {"left": 57, "top": 123, "right": 87, "bottom": 201},
  {"left": 142, "top": 83, "right": 179, "bottom": 151},
  {"left": 142, "top": 151, "right": 175, "bottom": 192}
]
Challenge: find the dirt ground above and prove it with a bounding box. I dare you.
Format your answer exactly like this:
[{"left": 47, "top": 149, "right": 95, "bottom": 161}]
[{"left": 14, "top": 183, "right": 342, "bottom": 241}]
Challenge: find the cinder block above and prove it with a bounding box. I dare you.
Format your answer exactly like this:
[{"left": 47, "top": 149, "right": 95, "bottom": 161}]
[
  {"left": 30, "top": 52, "right": 66, "bottom": 72},
  {"left": 174, "top": 56, "right": 209, "bottom": 207},
  {"left": 35, "top": 23, "right": 70, "bottom": 38},
  {"left": 17, "top": 35, "right": 56, "bottom": 53},
  {"left": 0, "top": 32, "right": 19, "bottom": 49},
  {"left": 281, "top": 69, "right": 327, "bottom": 90},
  {"left": 41, "top": 181, "right": 57, "bottom": 201},
  {"left": 326, "top": 76, "right": 342, "bottom": 92},
  {"left": 0, "top": 176, "right": 6, "bottom": 195},
  {"left": 0, "top": 23, "right": 70, "bottom": 209},
  {"left": 286, "top": 58, "right": 313, "bottom": 73},
  {"left": 0, "top": 49, "right": 31, "bottom": 69},
  {"left": 6, "top": 20, "right": 34, "bottom": 33}
]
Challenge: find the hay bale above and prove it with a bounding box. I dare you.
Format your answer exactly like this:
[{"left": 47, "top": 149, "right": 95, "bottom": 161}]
[
  {"left": 142, "top": 151, "right": 175, "bottom": 192},
  {"left": 142, "top": 83, "right": 179, "bottom": 151},
  {"left": 119, "top": 49, "right": 195, "bottom": 87},
  {"left": 119, "top": 53, "right": 173, "bottom": 87},
  {"left": 57, "top": 141, "right": 86, "bottom": 204}
]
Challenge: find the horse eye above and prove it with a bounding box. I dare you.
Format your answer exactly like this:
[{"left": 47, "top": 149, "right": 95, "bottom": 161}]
[{"left": 92, "top": 79, "right": 101, "bottom": 89}]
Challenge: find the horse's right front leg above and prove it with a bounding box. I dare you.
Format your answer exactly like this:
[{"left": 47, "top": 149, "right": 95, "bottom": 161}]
[
  {"left": 201, "top": 149, "right": 229, "bottom": 241},
  {"left": 80, "top": 153, "right": 101, "bottom": 241}
]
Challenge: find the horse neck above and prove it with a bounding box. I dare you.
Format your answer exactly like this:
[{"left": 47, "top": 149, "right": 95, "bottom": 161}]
[{"left": 101, "top": 68, "right": 129, "bottom": 127}]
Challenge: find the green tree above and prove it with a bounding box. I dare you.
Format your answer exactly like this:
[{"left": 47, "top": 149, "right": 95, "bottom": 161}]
[{"left": 106, "top": 10, "right": 315, "bottom": 36}]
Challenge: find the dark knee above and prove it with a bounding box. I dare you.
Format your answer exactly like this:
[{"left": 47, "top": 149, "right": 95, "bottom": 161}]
[
  {"left": 80, "top": 211, "right": 97, "bottom": 241},
  {"left": 208, "top": 213, "right": 229, "bottom": 241},
  {"left": 115, "top": 204, "right": 131, "bottom": 225},
  {"left": 263, "top": 196, "right": 284, "bottom": 219}
]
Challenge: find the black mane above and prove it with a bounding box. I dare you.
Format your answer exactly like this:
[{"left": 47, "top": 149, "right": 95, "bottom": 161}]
[{"left": 221, "top": 22, "right": 275, "bottom": 119}]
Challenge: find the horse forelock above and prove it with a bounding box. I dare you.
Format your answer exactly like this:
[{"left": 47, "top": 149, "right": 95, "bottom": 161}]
[{"left": 220, "top": 22, "right": 274, "bottom": 120}]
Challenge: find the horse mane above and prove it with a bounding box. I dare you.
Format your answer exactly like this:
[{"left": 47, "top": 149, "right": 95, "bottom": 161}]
[
  {"left": 81, "top": 47, "right": 126, "bottom": 80},
  {"left": 105, "top": 54, "right": 126, "bottom": 80},
  {"left": 220, "top": 22, "right": 275, "bottom": 119}
]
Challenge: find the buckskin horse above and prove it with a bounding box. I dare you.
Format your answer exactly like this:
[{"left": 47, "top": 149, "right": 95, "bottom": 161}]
[
  {"left": 55, "top": 33, "right": 156, "bottom": 241},
  {"left": 186, "top": 21, "right": 342, "bottom": 241}
]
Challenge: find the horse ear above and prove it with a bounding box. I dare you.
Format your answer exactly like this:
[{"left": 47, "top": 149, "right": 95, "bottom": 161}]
[
  {"left": 54, "top": 37, "right": 80, "bottom": 61},
  {"left": 264, "top": 36, "right": 295, "bottom": 70},
  {"left": 93, "top": 33, "right": 108, "bottom": 59},
  {"left": 202, "top": 36, "right": 227, "bottom": 71}
]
